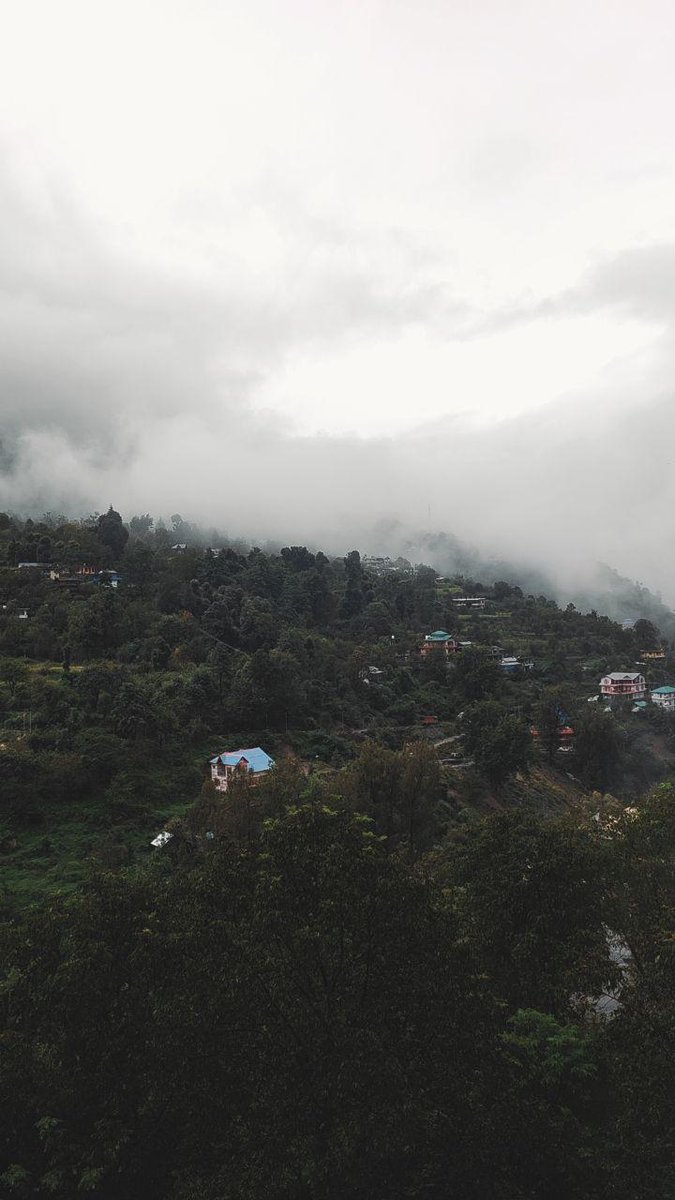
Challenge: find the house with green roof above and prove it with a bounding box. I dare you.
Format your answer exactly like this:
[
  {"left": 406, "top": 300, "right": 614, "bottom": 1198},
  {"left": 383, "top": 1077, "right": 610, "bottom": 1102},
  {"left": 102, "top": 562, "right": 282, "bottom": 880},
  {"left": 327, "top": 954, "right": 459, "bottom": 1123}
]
[
  {"left": 650, "top": 686, "right": 675, "bottom": 711},
  {"left": 420, "top": 630, "right": 459, "bottom": 658}
]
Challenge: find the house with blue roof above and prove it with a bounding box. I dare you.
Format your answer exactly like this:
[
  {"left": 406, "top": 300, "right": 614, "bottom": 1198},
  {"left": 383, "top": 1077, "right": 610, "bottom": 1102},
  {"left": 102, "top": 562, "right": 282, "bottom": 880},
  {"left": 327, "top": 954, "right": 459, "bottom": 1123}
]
[
  {"left": 209, "top": 747, "right": 275, "bottom": 792},
  {"left": 650, "top": 685, "right": 675, "bottom": 711}
]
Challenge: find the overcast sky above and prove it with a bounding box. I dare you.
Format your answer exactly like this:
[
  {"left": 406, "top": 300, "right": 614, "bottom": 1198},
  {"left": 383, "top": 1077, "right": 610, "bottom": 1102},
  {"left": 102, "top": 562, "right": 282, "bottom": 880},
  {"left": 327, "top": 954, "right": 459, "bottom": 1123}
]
[{"left": 2, "top": 0, "right": 675, "bottom": 597}]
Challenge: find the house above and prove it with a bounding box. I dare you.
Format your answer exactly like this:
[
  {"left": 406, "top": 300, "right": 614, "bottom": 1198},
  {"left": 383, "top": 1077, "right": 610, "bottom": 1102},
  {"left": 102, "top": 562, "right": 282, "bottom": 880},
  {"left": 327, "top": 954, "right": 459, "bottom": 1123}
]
[
  {"left": 451, "top": 596, "right": 487, "bottom": 610},
  {"left": 150, "top": 830, "right": 174, "bottom": 848},
  {"left": 642, "top": 649, "right": 666, "bottom": 662},
  {"left": 420, "top": 630, "right": 458, "bottom": 657},
  {"left": 362, "top": 555, "right": 413, "bottom": 576},
  {"left": 530, "top": 723, "right": 575, "bottom": 745},
  {"left": 359, "top": 665, "right": 385, "bottom": 684},
  {"left": 209, "top": 747, "right": 275, "bottom": 792},
  {"left": 600, "top": 672, "right": 647, "bottom": 701},
  {"left": 651, "top": 685, "right": 675, "bottom": 711},
  {"left": 499, "top": 656, "right": 521, "bottom": 674},
  {"left": 94, "top": 570, "right": 122, "bottom": 589}
]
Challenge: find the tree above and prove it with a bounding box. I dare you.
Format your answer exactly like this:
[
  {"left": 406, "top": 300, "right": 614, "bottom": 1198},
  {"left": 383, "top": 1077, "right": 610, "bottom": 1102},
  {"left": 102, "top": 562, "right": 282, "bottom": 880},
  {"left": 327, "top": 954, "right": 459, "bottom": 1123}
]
[
  {"left": 0, "top": 658, "right": 28, "bottom": 698},
  {"left": 129, "top": 513, "right": 154, "bottom": 537},
  {"left": 96, "top": 506, "right": 129, "bottom": 557},
  {"left": 453, "top": 646, "right": 501, "bottom": 701},
  {"left": 574, "top": 707, "right": 621, "bottom": 791},
  {"left": 0, "top": 807, "right": 491, "bottom": 1200},
  {"left": 448, "top": 809, "right": 615, "bottom": 1013},
  {"left": 341, "top": 550, "right": 365, "bottom": 618},
  {"left": 463, "top": 701, "right": 530, "bottom": 786},
  {"left": 534, "top": 687, "right": 573, "bottom": 763},
  {"left": 633, "top": 618, "right": 660, "bottom": 652},
  {"left": 398, "top": 740, "right": 444, "bottom": 858}
]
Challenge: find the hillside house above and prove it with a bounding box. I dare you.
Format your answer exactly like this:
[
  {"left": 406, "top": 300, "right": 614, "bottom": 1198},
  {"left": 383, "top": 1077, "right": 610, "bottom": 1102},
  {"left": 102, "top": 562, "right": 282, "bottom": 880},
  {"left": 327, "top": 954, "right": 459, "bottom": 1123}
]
[
  {"left": 600, "top": 672, "right": 647, "bottom": 701},
  {"left": 452, "top": 596, "right": 487, "bottom": 610},
  {"left": 210, "top": 747, "right": 275, "bottom": 792},
  {"left": 359, "top": 665, "right": 385, "bottom": 684},
  {"left": 642, "top": 649, "right": 666, "bottom": 662},
  {"left": 499, "top": 656, "right": 521, "bottom": 674},
  {"left": 150, "top": 831, "right": 173, "bottom": 848},
  {"left": 651, "top": 685, "right": 675, "bottom": 711},
  {"left": 531, "top": 724, "right": 575, "bottom": 746},
  {"left": 420, "top": 630, "right": 458, "bottom": 657},
  {"left": 94, "top": 571, "right": 122, "bottom": 589}
]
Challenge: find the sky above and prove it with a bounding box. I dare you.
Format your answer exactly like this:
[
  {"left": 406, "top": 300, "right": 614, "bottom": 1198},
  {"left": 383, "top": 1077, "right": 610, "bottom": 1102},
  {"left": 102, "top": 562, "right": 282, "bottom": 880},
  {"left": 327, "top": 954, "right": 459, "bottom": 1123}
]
[{"left": 1, "top": 0, "right": 675, "bottom": 598}]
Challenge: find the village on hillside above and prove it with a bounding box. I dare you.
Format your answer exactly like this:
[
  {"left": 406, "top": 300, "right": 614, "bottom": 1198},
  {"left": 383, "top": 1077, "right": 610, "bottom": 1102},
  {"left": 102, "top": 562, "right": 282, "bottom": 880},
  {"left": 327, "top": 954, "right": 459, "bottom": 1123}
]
[{"left": 1, "top": 516, "right": 675, "bottom": 893}]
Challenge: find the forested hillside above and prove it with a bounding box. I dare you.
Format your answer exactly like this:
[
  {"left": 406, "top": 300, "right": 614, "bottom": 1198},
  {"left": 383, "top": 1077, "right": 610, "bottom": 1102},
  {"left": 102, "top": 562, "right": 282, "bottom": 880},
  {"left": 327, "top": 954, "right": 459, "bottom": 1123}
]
[{"left": 1, "top": 509, "right": 673, "bottom": 1198}]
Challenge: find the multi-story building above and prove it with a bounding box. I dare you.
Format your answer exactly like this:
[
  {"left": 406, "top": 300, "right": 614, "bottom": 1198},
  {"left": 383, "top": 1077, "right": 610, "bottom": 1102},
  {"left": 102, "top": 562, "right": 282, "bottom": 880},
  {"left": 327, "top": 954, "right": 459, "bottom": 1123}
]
[
  {"left": 600, "top": 672, "right": 647, "bottom": 701},
  {"left": 651, "top": 685, "right": 675, "bottom": 711},
  {"left": 420, "top": 630, "right": 458, "bottom": 657}
]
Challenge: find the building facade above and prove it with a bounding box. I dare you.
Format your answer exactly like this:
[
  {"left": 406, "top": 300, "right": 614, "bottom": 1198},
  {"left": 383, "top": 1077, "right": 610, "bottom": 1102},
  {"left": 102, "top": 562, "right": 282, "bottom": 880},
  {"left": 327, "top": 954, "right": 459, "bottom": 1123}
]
[
  {"left": 420, "top": 630, "right": 458, "bottom": 657},
  {"left": 600, "top": 672, "right": 647, "bottom": 701}
]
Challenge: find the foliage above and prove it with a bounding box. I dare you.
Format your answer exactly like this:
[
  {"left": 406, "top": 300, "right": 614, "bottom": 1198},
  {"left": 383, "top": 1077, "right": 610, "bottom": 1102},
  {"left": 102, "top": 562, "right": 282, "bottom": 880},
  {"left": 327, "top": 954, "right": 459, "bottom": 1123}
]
[{"left": 1, "top": 509, "right": 674, "bottom": 1196}]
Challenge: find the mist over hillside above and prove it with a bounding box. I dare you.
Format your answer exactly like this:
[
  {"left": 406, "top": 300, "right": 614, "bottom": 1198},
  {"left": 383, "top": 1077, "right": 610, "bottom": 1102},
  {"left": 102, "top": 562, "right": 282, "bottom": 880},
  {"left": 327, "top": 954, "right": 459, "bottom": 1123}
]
[{"left": 9, "top": 503, "right": 671, "bottom": 639}]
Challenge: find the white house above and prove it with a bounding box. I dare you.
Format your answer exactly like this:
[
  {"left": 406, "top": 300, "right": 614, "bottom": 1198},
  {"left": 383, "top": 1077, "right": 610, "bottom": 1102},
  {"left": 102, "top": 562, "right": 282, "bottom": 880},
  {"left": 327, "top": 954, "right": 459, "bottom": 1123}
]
[
  {"left": 150, "top": 831, "right": 173, "bottom": 848},
  {"left": 651, "top": 685, "right": 675, "bottom": 711}
]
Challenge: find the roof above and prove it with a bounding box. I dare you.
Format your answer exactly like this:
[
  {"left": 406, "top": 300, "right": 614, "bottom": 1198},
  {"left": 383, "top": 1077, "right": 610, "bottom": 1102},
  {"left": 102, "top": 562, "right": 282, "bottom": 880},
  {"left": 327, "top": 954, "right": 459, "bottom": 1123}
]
[
  {"left": 604, "top": 672, "right": 643, "bottom": 681},
  {"left": 151, "top": 831, "right": 173, "bottom": 848},
  {"left": 210, "top": 747, "right": 275, "bottom": 774},
  {"left": 425, "top": 630, "right": 453, "bottom": 641},
  {"left": 652, "top": 686, "right": 675, "bottom": 694}
]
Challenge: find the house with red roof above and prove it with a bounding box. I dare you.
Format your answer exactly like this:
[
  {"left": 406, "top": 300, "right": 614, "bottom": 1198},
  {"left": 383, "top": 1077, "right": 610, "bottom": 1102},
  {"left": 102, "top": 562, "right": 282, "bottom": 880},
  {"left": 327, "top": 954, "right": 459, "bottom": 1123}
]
[{"left": 600, "top": 672, "right": 646, "bottom": 701}]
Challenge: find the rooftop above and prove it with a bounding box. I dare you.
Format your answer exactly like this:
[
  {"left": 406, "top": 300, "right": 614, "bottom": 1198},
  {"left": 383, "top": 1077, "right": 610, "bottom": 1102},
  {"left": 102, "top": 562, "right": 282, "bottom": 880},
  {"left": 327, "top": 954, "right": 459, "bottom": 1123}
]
[{"left": 210, "top": 747, "right": 275, "bottom": 773}]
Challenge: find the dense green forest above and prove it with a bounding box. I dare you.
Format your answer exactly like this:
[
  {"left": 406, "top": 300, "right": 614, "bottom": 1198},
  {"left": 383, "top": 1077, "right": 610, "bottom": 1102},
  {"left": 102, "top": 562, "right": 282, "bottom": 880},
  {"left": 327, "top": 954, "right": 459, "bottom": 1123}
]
[{"left": 1, "top": 509, "right": 673, "bottom": 1198}]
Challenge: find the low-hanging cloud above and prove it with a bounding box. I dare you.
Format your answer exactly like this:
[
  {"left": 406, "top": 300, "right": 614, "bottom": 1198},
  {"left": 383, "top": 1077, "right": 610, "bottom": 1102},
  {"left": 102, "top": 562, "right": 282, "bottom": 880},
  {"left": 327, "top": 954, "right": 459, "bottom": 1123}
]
[{"left": 2, "top": 143, "right": 675, "bottom": 606}]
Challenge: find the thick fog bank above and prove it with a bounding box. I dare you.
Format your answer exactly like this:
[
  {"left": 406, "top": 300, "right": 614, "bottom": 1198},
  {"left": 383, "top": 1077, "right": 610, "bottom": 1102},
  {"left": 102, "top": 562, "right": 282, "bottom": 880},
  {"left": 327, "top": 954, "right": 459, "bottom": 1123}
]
[
  {"left": 1, "top": 386, "right": 674, "bottom": 611},
  {"left": 3, "top": 137, "right": 675, "bottom": 605}
]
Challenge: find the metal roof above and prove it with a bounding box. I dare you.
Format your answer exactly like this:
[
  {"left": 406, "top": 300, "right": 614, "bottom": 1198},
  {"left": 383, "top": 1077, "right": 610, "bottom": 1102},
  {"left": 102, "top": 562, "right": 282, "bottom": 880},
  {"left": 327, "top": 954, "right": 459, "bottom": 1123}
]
[{"left": 210, "top": 747, "right": 275, "bottom": 773}]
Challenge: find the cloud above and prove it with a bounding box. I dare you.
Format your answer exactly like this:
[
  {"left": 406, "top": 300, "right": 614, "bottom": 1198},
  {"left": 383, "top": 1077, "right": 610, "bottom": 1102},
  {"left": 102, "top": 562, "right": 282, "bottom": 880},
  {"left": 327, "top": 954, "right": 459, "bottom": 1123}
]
[
  {"left": 2, "top": 144, "right": 675, "bottom": 601},
  {"left": 2, "top": 0, "right": 675, "bottom": 607}
]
